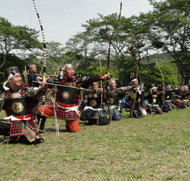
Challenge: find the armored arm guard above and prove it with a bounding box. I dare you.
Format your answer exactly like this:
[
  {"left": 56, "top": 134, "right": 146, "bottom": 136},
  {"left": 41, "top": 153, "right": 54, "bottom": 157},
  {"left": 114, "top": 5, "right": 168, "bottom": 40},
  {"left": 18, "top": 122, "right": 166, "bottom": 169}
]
[
  {"left": 116, "top": 86, "right": 132, "bottom": 95},
  {"left": 25, "top": 87, "right": 43, "bottom": 98},
  {"left": 76, "top": 75, "right": 101, "bottom": 88},
  {"left": 0, "top": 91, "right": 6, "bottom": 111}
]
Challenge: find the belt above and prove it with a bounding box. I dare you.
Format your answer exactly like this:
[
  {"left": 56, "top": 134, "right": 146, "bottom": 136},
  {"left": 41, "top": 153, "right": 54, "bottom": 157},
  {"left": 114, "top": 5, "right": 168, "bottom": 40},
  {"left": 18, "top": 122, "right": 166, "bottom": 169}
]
[{"left": 56, "top": 102, "right": 76, "bottom": 107}]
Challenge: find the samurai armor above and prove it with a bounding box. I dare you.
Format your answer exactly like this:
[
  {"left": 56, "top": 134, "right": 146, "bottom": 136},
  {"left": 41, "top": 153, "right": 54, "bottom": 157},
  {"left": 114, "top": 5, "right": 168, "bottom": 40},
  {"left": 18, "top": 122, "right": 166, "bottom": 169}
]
[
  {"left": 0, "top": 120, "right": 11, "bottom": 136},
  {"left": 4, "top": 97, "right": 30, "bottom": 117},
  {"left": 107, "top": 92, "right": 119, "bottom": 105},
  {"left": 132, "top": 109, "right": 143, "bottom": 119},
  {"left": 87, "top": 93, "right": 101, "bottom": 108},
  {"left": 0, "top": 119, "right": 42, "bottom": 143},
  {"left": 56, "top": 109, "right": 78, "bottom": 121},
  {"left": 10, "top": 121, "right": 24, "bottom": 137},
  {"left": 80, "top": 109, "right": 110, "bottom": 125},
  {"left": 24, "top": 124, "right": 43, "bottom": 142},
  {"left": 56, "top": 82, "right": 80, "bottom": 105},
  {"left": 162, "top": 104, "right": 169, "bottom": 113}
]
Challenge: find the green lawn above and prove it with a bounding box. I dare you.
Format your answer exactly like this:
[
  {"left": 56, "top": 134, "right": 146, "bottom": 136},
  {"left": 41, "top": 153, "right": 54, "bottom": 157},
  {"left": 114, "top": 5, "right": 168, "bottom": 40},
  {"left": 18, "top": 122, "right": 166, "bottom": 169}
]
[{"left": 0, "top": 108, "right": 190, "bottom": 180}]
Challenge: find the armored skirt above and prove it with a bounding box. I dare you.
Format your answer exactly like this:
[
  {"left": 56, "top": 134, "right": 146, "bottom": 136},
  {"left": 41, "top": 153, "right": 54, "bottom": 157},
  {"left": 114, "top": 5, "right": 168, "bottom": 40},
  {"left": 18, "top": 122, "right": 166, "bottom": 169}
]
[{"left": 80, "top": 107, "right": 110, "bottom": 125}]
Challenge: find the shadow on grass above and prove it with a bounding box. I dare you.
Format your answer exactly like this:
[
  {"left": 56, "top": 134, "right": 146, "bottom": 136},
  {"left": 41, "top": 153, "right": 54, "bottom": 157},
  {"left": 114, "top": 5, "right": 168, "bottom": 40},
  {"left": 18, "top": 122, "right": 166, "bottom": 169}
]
[
  {"left": 0, "top": 136, "right": 43, "bottom": 145},
  {"left": 46, "top": 128, "right": 68, "bottom": 132},
  {"left": 0, "top": 137, "right": 6, "bottom": 142}
]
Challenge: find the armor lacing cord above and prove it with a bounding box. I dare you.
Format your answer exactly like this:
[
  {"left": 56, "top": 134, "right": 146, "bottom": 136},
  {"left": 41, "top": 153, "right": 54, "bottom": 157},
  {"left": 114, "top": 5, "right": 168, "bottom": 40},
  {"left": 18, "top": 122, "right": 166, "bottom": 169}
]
[
  {"left": 72, "top": 76, "right": 76, "bottom": 86},
  {"left": 74, "top": 100, "right": 80, "bottom": 105},
  {"left": 60, "top": 79, "right": 66, "bottom": 84}
]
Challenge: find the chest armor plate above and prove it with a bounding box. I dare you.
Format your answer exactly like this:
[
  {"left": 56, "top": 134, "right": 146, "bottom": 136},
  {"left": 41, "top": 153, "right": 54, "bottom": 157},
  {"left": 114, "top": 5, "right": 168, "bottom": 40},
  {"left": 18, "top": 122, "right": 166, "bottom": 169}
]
[
  {"left": 165, "top": 92, "right": 172, "bottom": 100},
  {"left": 152, "top": 94, "right": 158, "bottom": 104},
  {"left": 4, "top": 92, "right": 29, "bottom": 116},
  {"left": 108, "top": 92, "right": 119, "bottom": 105},
  {"left": 129, "top": 92, "right": 136, "bottom": 100},
  {"left": 129, "top": 90, "right": 141, "bottom": 109},
  {"left": 129, "top": 90, "right": 141, "bottom": 101},
  {"left": 87, "top": 92, "right": 101, "bottom": 108},
  {"left": 183, "top": 96, "right": 188, "bottom": 100},
  {"left": 56, "top": 82, "right": 80, "bottom": 105}
]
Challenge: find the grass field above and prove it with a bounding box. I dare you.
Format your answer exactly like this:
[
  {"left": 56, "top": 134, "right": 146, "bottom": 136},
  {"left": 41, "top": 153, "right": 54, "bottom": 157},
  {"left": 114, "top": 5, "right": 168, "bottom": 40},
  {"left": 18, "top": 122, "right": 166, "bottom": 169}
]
[{"left": 0, "top": 108, "right": 190, "bottom": 181}]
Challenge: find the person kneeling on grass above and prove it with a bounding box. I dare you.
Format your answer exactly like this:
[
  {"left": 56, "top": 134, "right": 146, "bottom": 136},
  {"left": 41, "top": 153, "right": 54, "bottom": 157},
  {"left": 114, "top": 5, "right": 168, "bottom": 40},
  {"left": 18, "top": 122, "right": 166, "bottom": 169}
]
[
  {"left": 0, "top": 66, "right": 45, "bottom": 144},
  {"left": 104, "top": 78, "right": 132, "bottom": 120},
  {"left": 125, "top": 78, "right": 147, "bottom": 118},
  {"left": 147, "top": 84, "right": 163, "bottom": 114},
  {"left": 79, "top": 82, "right": 110, "bottom": 125},
  {"left": 36, "top": 63, "right": 110, "bottom": 133}
]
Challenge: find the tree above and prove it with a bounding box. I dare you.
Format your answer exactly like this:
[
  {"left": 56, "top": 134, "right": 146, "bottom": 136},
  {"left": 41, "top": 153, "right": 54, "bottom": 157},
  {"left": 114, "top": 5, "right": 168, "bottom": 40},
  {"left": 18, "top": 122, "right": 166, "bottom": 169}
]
[
  {"left": 64, "top": 32, "right": 96, "bottom": 74},
  {"left": 0, "top": 17, "right": 41, "bottom": 70},
  {"left": 45, "top": 41, "right": 65, "bottom": 75},
  {"left": 142, "top": 64, "right": 178, "bottom": 90},
  {"left": 82, "top": 14, "right": 149, "bottom": 86},
  {"left": 139, "top": 0, "right": 190, "bottom": 84}
]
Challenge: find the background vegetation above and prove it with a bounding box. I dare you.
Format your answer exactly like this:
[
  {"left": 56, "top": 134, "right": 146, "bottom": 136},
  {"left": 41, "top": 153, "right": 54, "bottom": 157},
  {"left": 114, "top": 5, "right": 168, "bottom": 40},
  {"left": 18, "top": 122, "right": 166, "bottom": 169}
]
[{"left": 0, "top": 0, "right": 190, "bottom": 89}]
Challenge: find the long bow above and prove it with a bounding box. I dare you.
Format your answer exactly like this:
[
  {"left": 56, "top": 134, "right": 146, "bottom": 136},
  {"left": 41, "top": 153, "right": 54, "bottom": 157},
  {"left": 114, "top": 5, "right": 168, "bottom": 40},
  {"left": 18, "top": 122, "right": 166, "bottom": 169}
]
[
  {"left": 155, "top": 54, "right": 165, "bottom": 108},
  {"left": 90, "top": 24, "right": 102, "bottom": 125},
  {"left": 127, "top": 33, "right": 141, "bottom": 117},
  {"left": 107, "top": 2, "right": 122, "bottom": 121},
  {"left": 32, "top": 0, "right": 47, "bottom": 134}
]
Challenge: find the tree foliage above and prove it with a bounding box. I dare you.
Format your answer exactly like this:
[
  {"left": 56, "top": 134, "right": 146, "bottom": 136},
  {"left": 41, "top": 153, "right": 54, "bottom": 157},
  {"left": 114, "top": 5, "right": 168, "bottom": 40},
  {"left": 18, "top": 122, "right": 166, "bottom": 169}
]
[
  {"left": 0, "top": 17, "right": 41, "bottom": 70},
  {"left": 139, "top": 0, "right": 190, "bottom": 84},
  {"left": 2, "top": 0, "right": 190, "bottom": 88}
]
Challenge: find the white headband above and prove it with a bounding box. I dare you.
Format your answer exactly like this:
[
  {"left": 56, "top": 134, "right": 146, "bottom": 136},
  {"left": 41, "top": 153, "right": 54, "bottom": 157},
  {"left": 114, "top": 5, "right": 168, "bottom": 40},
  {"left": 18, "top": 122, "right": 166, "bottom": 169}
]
[
  {"left": 3, "top": 70, "right": 19, "bottom": 91},
  {"left": 131, "top": 78, "right": 137, "bottom": 83},
  {"left": 184, "top": 85, "right": 188, "bottom": 90},
  {"left": 109, "top": 80, "right": 115, "bottom": 86},
  {"left": 151, "top": 86, "right": 157, "bottom": 90},
  {"left": 59, "top": 65, "right": 73, "bottom": 79},
  {"left": 63, "top": 64, "right": 73, "bottom": 70}
]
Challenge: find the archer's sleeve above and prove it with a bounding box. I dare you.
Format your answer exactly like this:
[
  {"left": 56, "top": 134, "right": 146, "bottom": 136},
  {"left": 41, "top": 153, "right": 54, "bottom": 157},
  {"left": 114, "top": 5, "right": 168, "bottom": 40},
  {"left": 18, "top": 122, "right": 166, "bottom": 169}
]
[
  {"left": 144, "top": 92, "right": 149, "bottom": 99},
  {"left": 52, "top": 78, "right": 60, "bottom": 84},
  {"left": 116, "top": 86, "right": 132, "bottom": 95},
  {"left": 25, "top": 87, "right": 44, "bottom": 98},
  {"left": 76, "top": 76, "right": 101, "bottom": 87}
]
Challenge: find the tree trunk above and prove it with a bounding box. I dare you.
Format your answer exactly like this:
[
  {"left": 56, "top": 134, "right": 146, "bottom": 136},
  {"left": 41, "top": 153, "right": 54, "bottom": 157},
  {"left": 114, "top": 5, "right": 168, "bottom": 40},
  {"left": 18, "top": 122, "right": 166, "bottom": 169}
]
[
  {"left": 84, "top": 46, "right": 87, "bottom": 72},
  {"left": 118, "top": 66, "right": 123, "bottom": 86},
  {"left": 184, "top": 77, "right": 189, "bottom": 85},
  {"left": 0, "top": 54, "right": 6, "bottom": 70}
]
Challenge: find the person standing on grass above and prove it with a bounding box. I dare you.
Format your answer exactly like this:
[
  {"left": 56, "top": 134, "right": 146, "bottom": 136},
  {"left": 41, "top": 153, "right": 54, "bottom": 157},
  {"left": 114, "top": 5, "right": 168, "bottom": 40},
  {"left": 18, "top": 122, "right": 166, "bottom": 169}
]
[
  {"left": 27, "top": 63, "right": 39, "bottom": 87},
  {"left": 0, "top": 66, "right": 45, "bottom": 143},
  {"left": 79, "top": 82, "right": 110, "bottom": 125},
  {"left": 36, "top": 63, "right": 110, "bottom": 133}
]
